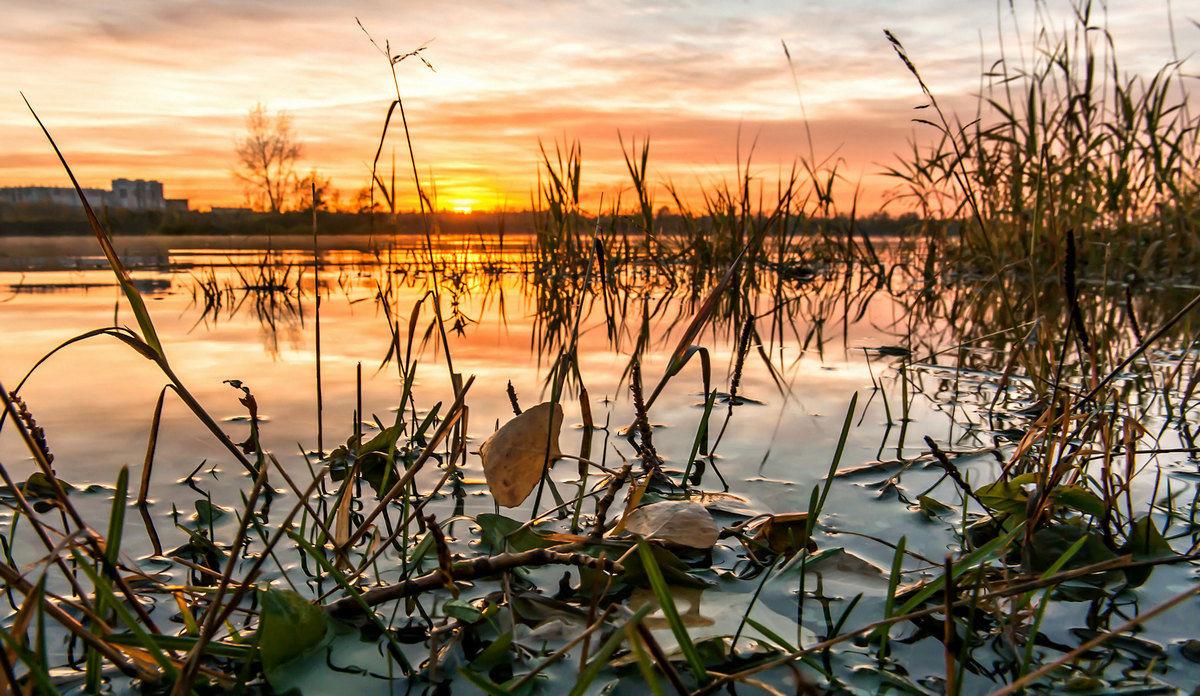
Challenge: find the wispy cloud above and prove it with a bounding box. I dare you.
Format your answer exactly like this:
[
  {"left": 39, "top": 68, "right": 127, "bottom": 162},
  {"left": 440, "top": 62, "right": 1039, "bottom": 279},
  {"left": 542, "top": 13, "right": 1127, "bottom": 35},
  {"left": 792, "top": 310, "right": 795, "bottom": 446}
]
[{"left": 2, "top": 0, "right": 1193, "bottom": 211}]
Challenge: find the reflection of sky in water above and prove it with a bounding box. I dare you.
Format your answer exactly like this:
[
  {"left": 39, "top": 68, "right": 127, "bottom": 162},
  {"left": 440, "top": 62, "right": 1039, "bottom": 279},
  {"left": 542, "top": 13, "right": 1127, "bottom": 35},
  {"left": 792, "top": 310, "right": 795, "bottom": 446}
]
[
  {"left": 3, "top": 236, "right": 1200, "bottom": 689},
  {"left": 0, "top": 239, "right": 950, "bottom": 521},
  {"left": 3, "top": 239, "right": 1195, "bottom": 531}
]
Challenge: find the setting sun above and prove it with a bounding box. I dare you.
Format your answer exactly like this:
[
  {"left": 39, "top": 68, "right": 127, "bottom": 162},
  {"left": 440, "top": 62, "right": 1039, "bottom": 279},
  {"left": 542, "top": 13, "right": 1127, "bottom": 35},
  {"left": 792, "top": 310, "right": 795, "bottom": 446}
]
[
  {"left": 2, "top": 1, "right": 1190, "bottom": 214},
  {"left": 448, "top": 199, "right": 476, "bottom": 214}
]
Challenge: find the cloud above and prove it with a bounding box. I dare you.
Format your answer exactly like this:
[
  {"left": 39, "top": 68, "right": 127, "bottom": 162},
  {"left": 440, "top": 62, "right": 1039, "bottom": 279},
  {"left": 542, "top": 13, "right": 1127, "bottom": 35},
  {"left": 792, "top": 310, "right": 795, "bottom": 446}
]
[{"left": 2, "top": 0, "right": 1195, "bottom": 211}]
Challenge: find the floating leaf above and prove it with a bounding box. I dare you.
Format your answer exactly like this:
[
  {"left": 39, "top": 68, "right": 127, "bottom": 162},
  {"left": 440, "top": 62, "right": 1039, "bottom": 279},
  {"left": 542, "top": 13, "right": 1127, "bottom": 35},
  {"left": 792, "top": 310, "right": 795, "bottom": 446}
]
[
  {"left": 475, "top": 513, "right": 559, "bottom": 553},
  {"left": 917, "top": 494, "right": 954, "bottom": 518},
  {"left": 750, "top": 512, "right": 817, "bottom": 557},
  {"left": 1121, "top": 516, "right": 1174, "bottom": 587},
  {"left": 443, "top": 598, "right": 483, "bottom": 623},
  {"left": 976, "top": 473, "right": 1038, "bottom": 516},
  {"left": 624, "top": 500, "right": 719, "bottom": 549},
  {"left": 258, "top": 588, "right": 330, "bottom": 682},
  {"left": 1049, "top": 486, "right": 1107, "bottom": 517},
  {"left": 194, "top": 499, "right": 229, "bottom": 526},
  {"left": 1022, "top": 523, "right": 1115, "bottom": 576},
  {"left": 480, "top": 402, "right": 562, "bottom": 507},
  {"left": 579, "top": 540, "right": 711, "bottom": 590}
]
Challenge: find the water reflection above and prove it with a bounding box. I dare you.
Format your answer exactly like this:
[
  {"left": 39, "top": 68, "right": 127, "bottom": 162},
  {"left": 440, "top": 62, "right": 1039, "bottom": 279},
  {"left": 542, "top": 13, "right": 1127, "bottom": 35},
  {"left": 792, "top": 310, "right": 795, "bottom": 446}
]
[{"left": 3, "top": 232, "right": 1200, "bottom": 692}]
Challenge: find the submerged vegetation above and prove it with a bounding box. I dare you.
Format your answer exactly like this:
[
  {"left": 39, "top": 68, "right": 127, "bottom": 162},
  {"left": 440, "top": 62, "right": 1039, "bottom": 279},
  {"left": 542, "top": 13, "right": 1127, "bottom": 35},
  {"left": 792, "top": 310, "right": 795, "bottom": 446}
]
[{"left": 4, "top": 2, "right": 1200, "bottom": 694}]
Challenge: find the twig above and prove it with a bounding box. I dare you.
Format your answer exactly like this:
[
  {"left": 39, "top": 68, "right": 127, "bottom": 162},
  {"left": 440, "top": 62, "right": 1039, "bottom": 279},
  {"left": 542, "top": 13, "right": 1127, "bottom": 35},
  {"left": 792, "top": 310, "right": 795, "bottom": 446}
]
[
  {"left": 987, "top": 584, "right": 1200, "bottom": 696},
  {"left": 325, "top": 548, "right": 624, "bottom": 618},
  {"left": 589, "top": 463, "right": 632, "bottom": 542}
]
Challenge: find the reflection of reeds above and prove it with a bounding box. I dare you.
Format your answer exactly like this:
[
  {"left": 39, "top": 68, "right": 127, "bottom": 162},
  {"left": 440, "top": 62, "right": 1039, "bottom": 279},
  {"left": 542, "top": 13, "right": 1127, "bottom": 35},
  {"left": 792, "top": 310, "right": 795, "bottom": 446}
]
[
  {"left": 186, "top": 255, "right": 305, "bottom": 356},
  {"left": 10, "top": 8, "right": 1200, "bottom": 692}
]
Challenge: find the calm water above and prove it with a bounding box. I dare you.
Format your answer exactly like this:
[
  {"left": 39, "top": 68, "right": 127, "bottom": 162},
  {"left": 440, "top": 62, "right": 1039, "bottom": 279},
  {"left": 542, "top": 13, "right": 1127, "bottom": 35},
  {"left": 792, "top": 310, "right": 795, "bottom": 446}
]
[
  {"left": 0, "top": 234, "right": 938, "bottom": 520},
  {"left": 2, "top": 233, "right": 1198, "bottom": 693}
]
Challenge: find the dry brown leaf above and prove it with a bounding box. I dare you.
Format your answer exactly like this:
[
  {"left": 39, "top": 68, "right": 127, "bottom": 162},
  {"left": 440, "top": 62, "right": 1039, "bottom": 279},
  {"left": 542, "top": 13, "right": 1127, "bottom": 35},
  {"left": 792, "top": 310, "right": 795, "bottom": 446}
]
[
  {"left": 624, "top": 500, "right": 719, "bottom": 549},
  {"left": 751, "top": 512, "right": 817, "bottom": 558},
  {"left": 480, "top": 402, "right": 563, "bottom": 507}
]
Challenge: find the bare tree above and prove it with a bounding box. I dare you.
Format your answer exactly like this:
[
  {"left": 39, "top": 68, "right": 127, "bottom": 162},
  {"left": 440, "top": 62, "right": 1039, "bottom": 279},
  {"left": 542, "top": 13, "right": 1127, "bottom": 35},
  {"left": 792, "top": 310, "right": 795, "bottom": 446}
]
[
  {"left": 234, "top": 103, "right": 303, "bottom": 212},
  {"left": 296, "top": 169, "right": 336, "bottom": 212}
]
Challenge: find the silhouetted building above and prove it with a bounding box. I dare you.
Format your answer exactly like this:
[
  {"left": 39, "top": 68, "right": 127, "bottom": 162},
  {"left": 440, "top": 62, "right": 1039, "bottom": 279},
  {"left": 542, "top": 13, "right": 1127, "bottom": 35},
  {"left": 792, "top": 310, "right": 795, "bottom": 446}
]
[{"left": 0, "top": 179, "right": 187, "bottom": 211}]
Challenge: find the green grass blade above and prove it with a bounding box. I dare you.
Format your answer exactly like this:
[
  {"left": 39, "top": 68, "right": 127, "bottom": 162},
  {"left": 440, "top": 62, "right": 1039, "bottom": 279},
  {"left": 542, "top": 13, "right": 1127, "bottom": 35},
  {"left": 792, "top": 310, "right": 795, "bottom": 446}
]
[
  {"left": 569, "top": 604, "right": 655, "bottom": 696},
  {"left": 893, "top": 522, "right": 1025, "bottom": 618},
  {"left": 106, "top": 466, "right": 129, "bottom": 566},
  {"left": 745, "top": 617, "right": 796, "bottom": 653},
  {"left": 813, "top": 392, "right": 857, "bottom": 524},
  {"left": 0, "top": 627, "right": 59, "bottom": 696},
  {"left": 104, "top": 632, "right": 253, "bottom": 660},
  {"left": 683, "top": 389, "right": 719, "bottom": 486},
  {"left": 635, "top": 538, "right": 708, "bottom": 684},
  {"left": 22, "top": 95, "right": 164, "bottom": 359},
  {"left": 878, "top": 536, "right": 907, "bottom": 653},
  {"left": 624, "top": 623, "right": 666, "bottom": 696},
  {"left": 69, "top": 548, "right": 177, "bottom": 680}
]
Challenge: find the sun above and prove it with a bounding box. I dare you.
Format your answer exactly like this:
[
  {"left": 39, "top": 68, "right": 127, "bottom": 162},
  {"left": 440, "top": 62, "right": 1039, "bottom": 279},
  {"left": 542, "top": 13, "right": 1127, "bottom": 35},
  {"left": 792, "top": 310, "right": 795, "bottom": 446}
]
[{"left": 448, "top": 198, "right": 476, "bottom": 214}]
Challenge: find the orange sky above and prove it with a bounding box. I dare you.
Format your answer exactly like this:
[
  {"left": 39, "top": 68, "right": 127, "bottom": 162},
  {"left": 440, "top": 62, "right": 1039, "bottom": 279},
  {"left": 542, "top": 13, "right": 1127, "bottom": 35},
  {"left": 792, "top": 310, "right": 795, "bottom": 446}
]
[{"left": 2, "top": 1, "right": 1193, "bottom": 213}]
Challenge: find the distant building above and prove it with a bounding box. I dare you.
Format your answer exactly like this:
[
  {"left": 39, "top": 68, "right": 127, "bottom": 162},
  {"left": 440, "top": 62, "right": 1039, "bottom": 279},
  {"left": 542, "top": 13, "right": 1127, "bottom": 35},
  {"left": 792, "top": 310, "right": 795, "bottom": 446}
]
[
  {"left": 110, "top": 178, "right": 163, "bottom": 210},
  {"left": 0, "top": 179, "right": 188, "bottom": 211},
  {"left": 0, "top": 185, "right": 109, "bottom": 208}
]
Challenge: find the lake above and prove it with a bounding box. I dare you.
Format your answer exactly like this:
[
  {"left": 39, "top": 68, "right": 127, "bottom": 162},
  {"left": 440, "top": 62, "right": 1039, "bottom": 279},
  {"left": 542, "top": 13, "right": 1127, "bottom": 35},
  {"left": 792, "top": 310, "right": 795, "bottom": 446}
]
[{"left": 1, "top": 231, "right": 1197, "bottom": 694}]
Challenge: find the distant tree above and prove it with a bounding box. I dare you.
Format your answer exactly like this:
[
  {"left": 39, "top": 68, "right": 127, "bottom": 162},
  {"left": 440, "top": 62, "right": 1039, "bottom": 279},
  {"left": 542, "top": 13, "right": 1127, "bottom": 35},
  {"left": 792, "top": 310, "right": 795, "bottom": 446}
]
[
  {"left": 234, "top": 103, "right": 303, "bottom": 212},
  {"left": 353, "top": 186, "right": 381, "bottom": 214},
  {"left": 296, "top": 169, "right": 335, "bottom": 212}
]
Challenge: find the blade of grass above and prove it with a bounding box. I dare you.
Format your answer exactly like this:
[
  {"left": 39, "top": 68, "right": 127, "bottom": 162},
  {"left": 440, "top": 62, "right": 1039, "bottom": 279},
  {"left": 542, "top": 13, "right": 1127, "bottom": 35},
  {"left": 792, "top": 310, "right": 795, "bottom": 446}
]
[
  {"left": 569, "top": 603, "right": 655, "bottom": 696},
  {"left": 68, "top": 548, "right": 177, "bottom": 680},
  {"left": 634, "top": 538, "right": 708, "bottom": 685}
]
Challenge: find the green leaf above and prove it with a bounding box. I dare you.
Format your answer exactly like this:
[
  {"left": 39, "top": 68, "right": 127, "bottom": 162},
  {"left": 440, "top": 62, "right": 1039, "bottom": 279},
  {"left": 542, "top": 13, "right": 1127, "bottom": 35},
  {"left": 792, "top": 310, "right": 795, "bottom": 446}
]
[
  {"left": 258, "top": 588, "right": 330, "bottom": 680},
  {"left": 1121, "top": 516, "right": 1174, "bottom": 587},
  {"left": 1022, "top": 523, "right": 1115, "bottom": 575},
  {"left": 976, "top": 473, "right": 1037, "bottom": 516},
  {"left": 195, "top": 499, "right": 228, "bottom": 525},
  {"left": 475, "top": 513, "right": 557, "bottom": 553},
  {"left": 917, "top": 494, "right": 954, "bottom": 518},
  {"left": 470, "top": 633, "right": 513, "bottom": 671},
  {"left": 1049, "top": 486, "right": 1107, "bottom": 517},
  {"left": 635, "top": 538, "right": 708, "bottom": 684},
  {"left": 443, "top": 599, "right": 483, "bottom": 623},
  {"left": 585, "top": 541, "right": 711, "bottom": 590}
]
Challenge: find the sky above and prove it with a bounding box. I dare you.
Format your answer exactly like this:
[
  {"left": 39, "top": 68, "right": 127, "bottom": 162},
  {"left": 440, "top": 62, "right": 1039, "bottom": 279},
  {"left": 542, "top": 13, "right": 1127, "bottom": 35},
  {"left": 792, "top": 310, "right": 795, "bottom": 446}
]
[{"left": 1, "top": 1, "right": 1195, "bottom": 213}]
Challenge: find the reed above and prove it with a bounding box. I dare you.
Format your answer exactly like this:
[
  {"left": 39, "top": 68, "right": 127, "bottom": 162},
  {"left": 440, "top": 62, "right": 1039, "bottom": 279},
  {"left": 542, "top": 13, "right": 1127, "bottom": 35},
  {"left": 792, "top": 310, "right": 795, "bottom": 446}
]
[{"left": 5, "top": 6, "right": 1200, "bottom": 693}]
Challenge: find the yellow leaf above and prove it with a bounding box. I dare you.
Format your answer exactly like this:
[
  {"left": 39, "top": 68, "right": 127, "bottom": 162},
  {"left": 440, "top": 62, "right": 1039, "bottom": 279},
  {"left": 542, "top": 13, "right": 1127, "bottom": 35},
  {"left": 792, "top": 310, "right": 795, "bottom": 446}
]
[{"left": 480, "top": 402, "right": 562, "bottom": 507}]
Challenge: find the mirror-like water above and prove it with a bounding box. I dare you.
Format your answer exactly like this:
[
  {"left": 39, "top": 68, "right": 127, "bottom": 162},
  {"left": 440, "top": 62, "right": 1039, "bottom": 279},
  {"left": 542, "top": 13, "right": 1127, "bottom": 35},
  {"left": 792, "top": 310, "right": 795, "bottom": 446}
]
[{"left": 1, "top": 232, "right": 1198, "bottom": 694}]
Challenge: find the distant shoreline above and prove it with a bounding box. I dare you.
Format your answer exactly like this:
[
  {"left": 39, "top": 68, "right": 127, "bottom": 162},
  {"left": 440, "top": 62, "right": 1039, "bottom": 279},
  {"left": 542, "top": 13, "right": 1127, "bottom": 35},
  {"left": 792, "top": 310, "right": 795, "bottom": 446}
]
[{"left": 0, "top": 232, "right": 541, "bottom": 264}]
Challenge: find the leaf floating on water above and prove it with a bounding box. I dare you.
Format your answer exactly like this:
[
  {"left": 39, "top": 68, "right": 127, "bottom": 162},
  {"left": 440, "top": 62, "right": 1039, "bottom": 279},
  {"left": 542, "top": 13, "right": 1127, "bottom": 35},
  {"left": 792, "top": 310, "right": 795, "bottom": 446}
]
[
  {"left": 258, "top": 588, "right": 330, "bottom": 682},
  {"left": 1121, "top": 516, "right": 1174, "bottom": 587},
  {"left": 480, "top": 402, "right": 562, "bottom": 508},
  {"left": 917, "top": 494, "right": 954, "bottom": 518},
  {"left": 866, "top": 345, "right": 912, "bottom": 358},
  {"left": 624, "top": 500, "right": 719, "bottom": 549},
  {"left": 751, "top": 512, "right": 817, "bottom": 557}
]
